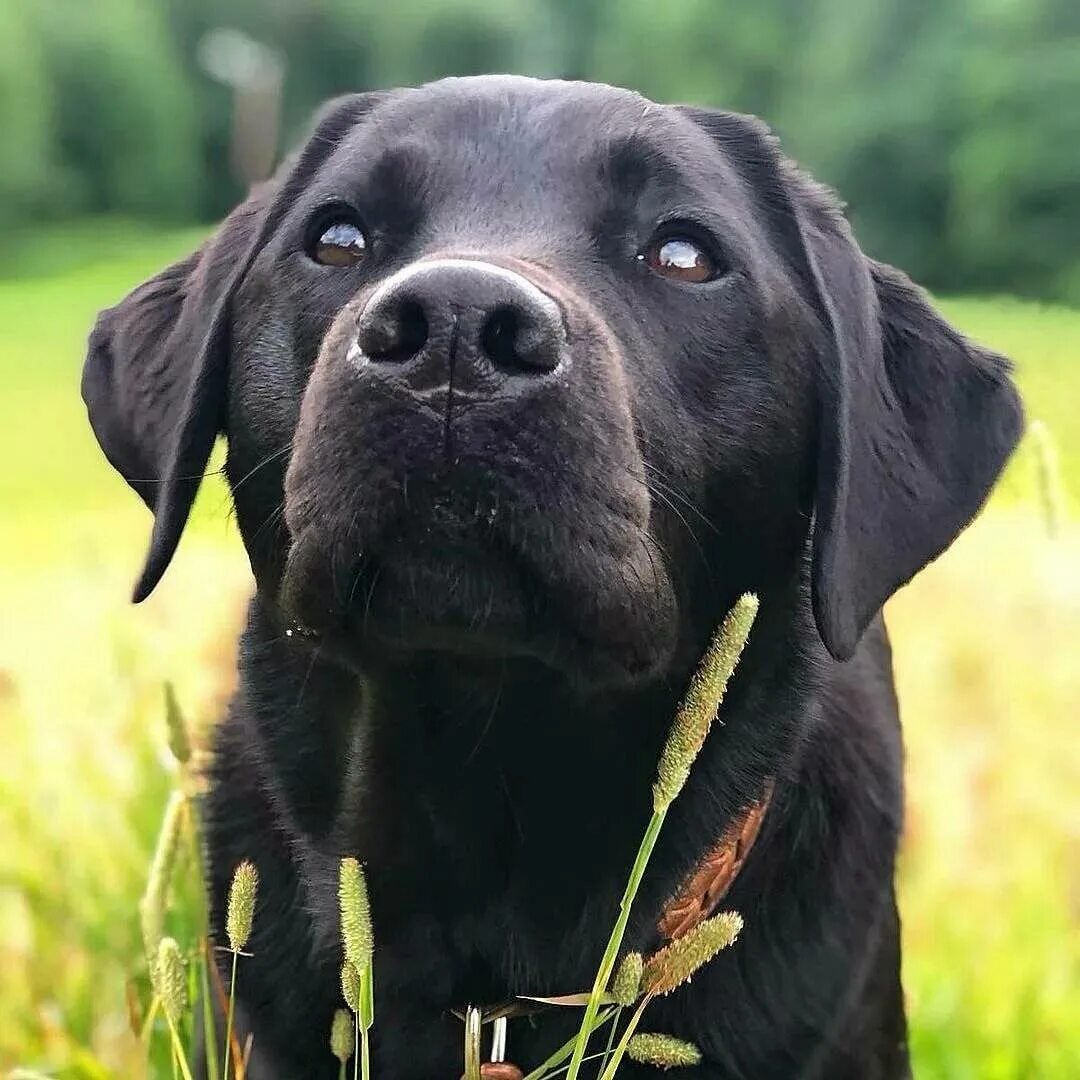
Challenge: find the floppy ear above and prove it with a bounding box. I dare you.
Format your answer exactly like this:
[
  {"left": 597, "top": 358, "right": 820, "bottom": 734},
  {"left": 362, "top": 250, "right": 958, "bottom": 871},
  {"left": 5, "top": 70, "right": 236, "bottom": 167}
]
[
  {"left": 680, "top": 108, "right": 1024, "bottom": 660},
  {"left": 82, "top": 92, "right": 389, "bottom": 601},
  {"left": 792, "top": 187, "right": 1024, "bottom": 660},
  {"left": 83, "top": 197, "right": 267, "bottom": 601}
]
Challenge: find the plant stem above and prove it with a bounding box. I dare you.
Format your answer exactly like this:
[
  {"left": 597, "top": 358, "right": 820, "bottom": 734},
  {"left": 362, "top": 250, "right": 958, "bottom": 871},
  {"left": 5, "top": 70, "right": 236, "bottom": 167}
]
[
  {"left": 564, "top": 807, "right": 667, "bottom": 1080},
  {"left": 359, "top": 958, "right": 374, "bottom": 1080},
  {"left": 139, "top": 997, "right": 160, "bottom": 1045},
  {"left": 186, "top": 798, "right": 220, "bottom": 1080},
  {"left": 600, "top": 1005, "right": 622, "bottom": 1073},
  {"left": 223, "top": 950, "right": 238, "bottom": 1080},
  {"left": 360, "top": 1028, "right": 371, "bottom": 1080},
  {"left": 353, "top": 1013, "right": 360, "bottom": 1080},
  {"left": 166, "top": 1013, "right": 196, "bottom": 1080},
  {"left": 537, "top": 1050, "right": 609, "bottom": 1079},
  {"left": 520, "top": 1006, "right": 616, "bottom": 1080},
  {"left": 200, "top": 939, "right": 221, "bottom": 1080},
  {"left": 597, "top": 995, "right": 653, "bottom": 1080}
]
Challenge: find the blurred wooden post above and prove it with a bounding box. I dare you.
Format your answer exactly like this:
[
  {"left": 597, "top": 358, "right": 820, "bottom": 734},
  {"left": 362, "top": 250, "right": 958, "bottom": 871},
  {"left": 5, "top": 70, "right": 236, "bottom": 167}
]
[{"left": 197, "top": 28, "right": 285, "bottom": 189}]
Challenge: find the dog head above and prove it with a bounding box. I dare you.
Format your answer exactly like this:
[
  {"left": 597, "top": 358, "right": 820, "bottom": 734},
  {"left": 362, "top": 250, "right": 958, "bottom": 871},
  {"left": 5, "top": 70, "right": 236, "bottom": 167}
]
[{"left": 83, "top": 76, "right": 1022, "bottom": 685}]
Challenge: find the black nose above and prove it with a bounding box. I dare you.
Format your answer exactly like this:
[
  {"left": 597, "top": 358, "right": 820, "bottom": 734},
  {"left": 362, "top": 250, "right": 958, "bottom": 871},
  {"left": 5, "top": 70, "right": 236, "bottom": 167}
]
[{"left": 355, "top": 259, "right": 565, "bottom": 386}]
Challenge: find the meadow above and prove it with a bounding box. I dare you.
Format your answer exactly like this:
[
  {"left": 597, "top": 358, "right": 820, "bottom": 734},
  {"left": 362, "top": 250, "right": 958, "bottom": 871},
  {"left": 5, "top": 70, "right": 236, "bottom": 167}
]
[{"left": 1, "top": 225, "right": 1077, "bottom": 1078}]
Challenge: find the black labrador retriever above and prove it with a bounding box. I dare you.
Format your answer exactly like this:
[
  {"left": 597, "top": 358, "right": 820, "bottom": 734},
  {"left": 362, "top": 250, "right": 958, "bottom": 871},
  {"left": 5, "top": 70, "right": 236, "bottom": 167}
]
[{"left": 83, "top": 76, "right": 1022, "bottom": 1078}]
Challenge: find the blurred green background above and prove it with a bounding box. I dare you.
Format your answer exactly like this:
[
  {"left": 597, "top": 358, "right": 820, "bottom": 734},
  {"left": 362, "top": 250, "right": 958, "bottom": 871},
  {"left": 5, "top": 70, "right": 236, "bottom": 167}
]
[{"left": 1, "top": 1, "right": 1078, "bottom": 1077}]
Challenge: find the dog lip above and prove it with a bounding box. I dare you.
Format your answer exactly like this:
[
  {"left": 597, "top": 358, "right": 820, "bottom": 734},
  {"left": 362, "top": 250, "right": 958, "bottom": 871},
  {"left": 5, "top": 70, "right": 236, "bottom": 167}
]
[{"left": 277, "top": 516, "right": 673, "bottom": 685}]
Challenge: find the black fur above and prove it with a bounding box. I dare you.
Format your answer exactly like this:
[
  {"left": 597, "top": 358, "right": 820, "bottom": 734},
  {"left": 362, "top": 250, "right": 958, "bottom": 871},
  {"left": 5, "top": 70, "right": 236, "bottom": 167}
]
[{"left": 83, "top": 76, "right": 1022, "bottom": 1078}]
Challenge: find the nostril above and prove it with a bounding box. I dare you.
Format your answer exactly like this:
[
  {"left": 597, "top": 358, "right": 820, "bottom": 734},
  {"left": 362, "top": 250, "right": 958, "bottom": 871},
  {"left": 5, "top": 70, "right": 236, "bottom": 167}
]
[
  {"left": 480, "top": 306, "right": 522, "bottom": 371},
  {"left": 481, "top": 304, "right": 562, "bottom": 374},
  {"left": 357, "top": 297, "right": 429, "bottom": 363}
]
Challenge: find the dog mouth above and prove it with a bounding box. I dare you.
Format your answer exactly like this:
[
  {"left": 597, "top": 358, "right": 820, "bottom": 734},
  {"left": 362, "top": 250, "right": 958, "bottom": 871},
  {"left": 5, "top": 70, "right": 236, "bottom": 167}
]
[
  {"left": 290, "top": 531, "right": 533, "bottom": 654},
  {"left": 278, "top": 492, "right": 679, "bottom": 684}
]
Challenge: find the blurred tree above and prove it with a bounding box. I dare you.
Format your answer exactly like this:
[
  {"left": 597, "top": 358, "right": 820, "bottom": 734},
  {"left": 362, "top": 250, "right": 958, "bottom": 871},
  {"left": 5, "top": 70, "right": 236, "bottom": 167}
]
[
  {"left": 779, "top": 0, "right": 1080, "bottom": 302},
  {"left": 27, "top": 0, "right": 201, "bottom": 219},
  {"left": 587, "top": 0, "right": 806, "bottom": 117},
  {"left": 0, "top": 1, "right": 56, "bottom": 234},
  {"left": 775, "top": 0, "right": 963, "bottom": 284},
  {"left": 946, "top": 0, "right": 1080, "bottom": 300},
  {"left": 2, "top": 0, "right": 1078, "bottom": 303}
]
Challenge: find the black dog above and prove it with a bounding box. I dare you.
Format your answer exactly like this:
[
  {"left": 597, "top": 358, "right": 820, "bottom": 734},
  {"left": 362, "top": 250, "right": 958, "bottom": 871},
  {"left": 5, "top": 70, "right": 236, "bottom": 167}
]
[{"left": 83, "top": 76, "right": 1022, "bottom": 1078}]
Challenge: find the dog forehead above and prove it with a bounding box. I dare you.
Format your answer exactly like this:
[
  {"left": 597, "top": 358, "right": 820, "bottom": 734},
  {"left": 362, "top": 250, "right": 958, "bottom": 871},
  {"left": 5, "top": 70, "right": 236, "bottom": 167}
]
[
  {"left": 319, "top": 76, "right": 739, "bottom": 208},
  {"left": 379, "top": 74, "right": 654, "bottom": 147}
]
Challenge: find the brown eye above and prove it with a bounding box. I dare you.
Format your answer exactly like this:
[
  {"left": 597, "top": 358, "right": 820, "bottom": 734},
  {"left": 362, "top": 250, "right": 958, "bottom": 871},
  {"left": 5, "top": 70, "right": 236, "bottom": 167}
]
[
  {"left": 643, "top": 235, "right": 715, "bottom": 283},
  {"left": 311, "top": 219, "right": 367, "bottom": 267}
]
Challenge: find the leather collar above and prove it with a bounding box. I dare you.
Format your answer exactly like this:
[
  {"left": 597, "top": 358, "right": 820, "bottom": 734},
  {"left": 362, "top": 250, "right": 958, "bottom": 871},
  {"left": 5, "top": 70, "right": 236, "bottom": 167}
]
[{"left": 657, "top": 778, "right": 774, "bottom": 941}]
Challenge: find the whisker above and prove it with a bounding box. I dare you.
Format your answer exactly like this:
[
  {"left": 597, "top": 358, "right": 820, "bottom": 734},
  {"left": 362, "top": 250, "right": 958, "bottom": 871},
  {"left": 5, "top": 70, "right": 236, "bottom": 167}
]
[
  {"left": 293, "top": 644, "right": 321, "bottom": 714},
  {"left": 230, "top": 442, "right": 295, "bottom": 496},
  {"left": 639, "top": 459, "right": 722, "bottom": 538},
  {"left": 464, "top": 657, "right": 506, "bottom": 766},
  {"left": 117, "top": 467, "right": 226, "bottom": 486},
  {"left": 360, "top": 561, "right": 385, "bottom": 640},
  {"left": 249, "top": 502, "right": 287, "bottom": 547}
]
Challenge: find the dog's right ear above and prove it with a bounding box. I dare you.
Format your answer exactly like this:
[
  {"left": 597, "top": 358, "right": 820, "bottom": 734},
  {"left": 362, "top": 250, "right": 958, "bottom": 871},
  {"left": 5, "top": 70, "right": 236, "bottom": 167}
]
[
  {"left": 82, "top": 92, "right": 390, "bottom": 602},
  {"left": 83, "top": 195, "right": 266, "bottom": 601}
]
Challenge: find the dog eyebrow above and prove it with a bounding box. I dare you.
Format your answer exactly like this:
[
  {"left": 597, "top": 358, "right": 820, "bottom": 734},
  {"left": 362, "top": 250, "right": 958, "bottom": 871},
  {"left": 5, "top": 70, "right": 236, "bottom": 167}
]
[
  {"left": 365, "top": 142, "right": 435, "bottom": 206},
  {"left": 603, "top": 132, "right": 683, "bottom": 198}
]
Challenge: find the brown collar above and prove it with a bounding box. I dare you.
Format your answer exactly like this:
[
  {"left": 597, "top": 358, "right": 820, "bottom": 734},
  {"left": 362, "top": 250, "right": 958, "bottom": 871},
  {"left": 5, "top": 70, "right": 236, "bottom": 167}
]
[{"left": 657, "top": 778, "right": 774, "bottom": 942}]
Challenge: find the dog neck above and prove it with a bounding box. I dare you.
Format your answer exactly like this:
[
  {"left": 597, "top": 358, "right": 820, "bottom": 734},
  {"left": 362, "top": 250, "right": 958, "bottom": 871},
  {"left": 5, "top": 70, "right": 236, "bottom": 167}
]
[{"left": 235, "top": 571, "right": 817, "bottom": 944}]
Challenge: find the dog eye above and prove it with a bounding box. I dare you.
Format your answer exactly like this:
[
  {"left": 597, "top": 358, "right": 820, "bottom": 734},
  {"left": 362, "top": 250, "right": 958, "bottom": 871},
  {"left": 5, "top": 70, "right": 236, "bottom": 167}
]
[
  {"left": 309, "top": 217, "right": 367, "bottom": 267},
  {"left": 642, "top": 235, "right": 716, "bottom": 283}
]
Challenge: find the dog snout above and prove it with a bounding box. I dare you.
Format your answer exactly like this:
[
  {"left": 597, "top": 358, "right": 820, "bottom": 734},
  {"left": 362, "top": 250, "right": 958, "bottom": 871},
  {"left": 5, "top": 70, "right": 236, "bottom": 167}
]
[{"left": 354, "top": 258, "right": 566, "bottom": 388}]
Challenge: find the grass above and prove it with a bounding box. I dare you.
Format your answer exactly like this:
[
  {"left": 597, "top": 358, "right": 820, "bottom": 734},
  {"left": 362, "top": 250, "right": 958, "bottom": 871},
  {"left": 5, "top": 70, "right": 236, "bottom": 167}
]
[{"left": 0, "top": 225, "right": 1077, "bottom": 1077}]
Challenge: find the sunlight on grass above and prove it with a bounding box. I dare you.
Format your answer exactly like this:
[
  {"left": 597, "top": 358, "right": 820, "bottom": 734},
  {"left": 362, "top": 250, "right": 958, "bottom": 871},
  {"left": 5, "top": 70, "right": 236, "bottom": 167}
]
[{"left": 0, "top": 227, "right": 1077, "bottom": 1076}]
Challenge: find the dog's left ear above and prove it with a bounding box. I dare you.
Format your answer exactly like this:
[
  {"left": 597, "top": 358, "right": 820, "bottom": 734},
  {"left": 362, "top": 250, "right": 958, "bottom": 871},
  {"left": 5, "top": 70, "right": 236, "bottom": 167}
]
[
  {"left": 807, "top": 247, "right": 1024, "bottom": 660},
  {"left": 680, "top": 107, "right": 1024, "bottom": 660}
]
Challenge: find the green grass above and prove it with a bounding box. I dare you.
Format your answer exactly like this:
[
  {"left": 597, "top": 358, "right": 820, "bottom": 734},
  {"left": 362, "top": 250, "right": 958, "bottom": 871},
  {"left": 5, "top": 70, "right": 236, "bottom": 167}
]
[{"left": 1, "top": 225, "right": 1077, "bottom": 1077}]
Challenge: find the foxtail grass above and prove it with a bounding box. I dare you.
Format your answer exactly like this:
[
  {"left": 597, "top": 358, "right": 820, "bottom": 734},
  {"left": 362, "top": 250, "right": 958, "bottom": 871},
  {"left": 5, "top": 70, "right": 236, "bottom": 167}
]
[
  {"left": 563, "top": 594, "right": 758, "bottom": 1080},
  {"left": 164, "top": 681, "right": 193, "bottom": 765},
  {"left": 610, "top": 951, "right": 643, "bottom": 1007},
  {"left": 594, "top": 910, "right": 741, "bottom": 1076},
  {"left": 223, "top": 860, "right": 258, "bottom": 1080},
  {"left": 155, "top": 937, "right": 194, "bottom": 1080},
  {"left": 1030, "top": 420, "right": 1066, "bottom": 537},
  {"left": 340, "top": 857, "right": 375, "bottom": 1080},
  {"left": 331, "top": 1008, "right": 356, "bottom": 1080},
  {"left": 626, "top": 1033, "right": 703, "bottom": 1068},
  {"left": 640, "top": 911, "right": 743, "bottom": 997},
  {"left": 140, "top": 790, "right": 186, "bottom": 959}
]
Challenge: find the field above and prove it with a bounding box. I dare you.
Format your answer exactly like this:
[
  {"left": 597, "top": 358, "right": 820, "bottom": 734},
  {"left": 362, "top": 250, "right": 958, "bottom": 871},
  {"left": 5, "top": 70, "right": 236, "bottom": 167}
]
[{"left": 1, "top": 225, "right": 1077, "bottom": 1078}]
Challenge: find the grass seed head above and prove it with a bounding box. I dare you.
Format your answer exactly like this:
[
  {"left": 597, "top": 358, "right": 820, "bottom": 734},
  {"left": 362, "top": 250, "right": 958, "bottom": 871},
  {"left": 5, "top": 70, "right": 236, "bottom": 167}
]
[
  {"left": 653, "top": 594, "right": 759, "bottom": 811},
  {"left": 163, "top": 682, "right": 192, "bottom": 765},
  {"left": 139, "top": 790, "right": 186, "bottom": 957},
  {"left": 1030, "top": 419, "right": 1065, "bottom": 538},
  {"left": 627, "top": 1033, "right": 703, "bottom": 1069},
  {"left": 339, "top": 857, "right": 374, "bottom": 972},
  {"left": 341, "top": 960, "right": 361, "bottom": 1013},
  {"left": 642, "top": 911, "right": 743, "bottom": 996},
  {"left": 154, "top": 937, "right": 188, "bottom": 1023},
  {"left": 610, "top": 951, "right": 644, "bottom": 1005},
  {"left": 226, "top": 860, "right": 259, "bottom": 953},
  {"left": 330, "top": 1007, "right": 355, "bottom": 1063}
]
